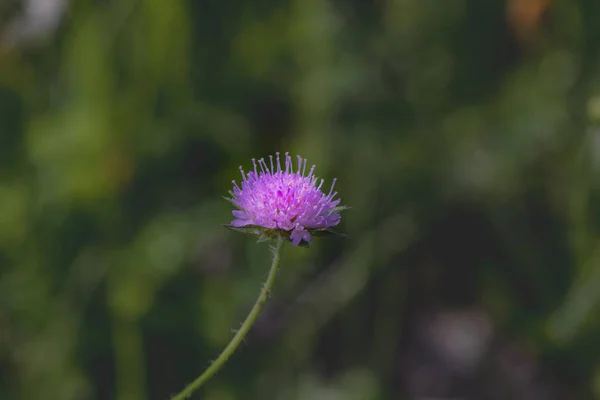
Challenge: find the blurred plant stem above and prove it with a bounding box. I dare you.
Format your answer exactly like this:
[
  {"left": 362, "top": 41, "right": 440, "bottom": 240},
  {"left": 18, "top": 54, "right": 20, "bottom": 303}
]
[
  {"left": 170, "top": 237, "right": 284, "bottom": 400},
  {"left": 112, "top": 316, "right": 147, "bottom": 400}
]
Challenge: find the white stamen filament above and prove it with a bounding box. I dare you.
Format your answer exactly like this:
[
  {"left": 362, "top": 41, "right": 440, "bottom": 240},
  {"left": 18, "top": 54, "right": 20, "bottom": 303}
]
[
  {"left": 328, "top": 178, "right": 337, "bottom": 196},
  {"left": 276, "top": 152, "right": 281, "bottom": 172}
]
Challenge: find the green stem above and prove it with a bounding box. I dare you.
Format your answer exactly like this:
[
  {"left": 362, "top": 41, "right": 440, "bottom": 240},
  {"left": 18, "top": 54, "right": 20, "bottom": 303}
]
[{"left": 170, "top": 237, "right": 284, "bottom": 400}]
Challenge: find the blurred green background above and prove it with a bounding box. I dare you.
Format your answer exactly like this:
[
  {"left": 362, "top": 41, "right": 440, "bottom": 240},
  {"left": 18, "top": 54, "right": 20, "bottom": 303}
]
[{"left": 2, "top": 0, "right": 600, "bottom": 399}]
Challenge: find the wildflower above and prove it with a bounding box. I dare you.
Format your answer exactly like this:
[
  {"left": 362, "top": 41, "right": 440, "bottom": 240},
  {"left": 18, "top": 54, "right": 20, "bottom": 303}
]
[{"left": 226, "top": 152, "right": 346, "bottom": 247}]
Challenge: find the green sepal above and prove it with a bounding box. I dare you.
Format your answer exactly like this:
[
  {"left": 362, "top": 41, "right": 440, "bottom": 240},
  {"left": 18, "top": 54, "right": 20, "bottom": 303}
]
[
  {"left": 330, "top": 205, "right": 351, "bottom": 214},
  {"left": 224, "top": 224, "right": 344, "bottom": 248},
  {"left": 222, "top": 196, "right": 237, "bottom": 206},
  {"left": 223, "top": 224, "right": 271, "bottom": 237},
  {"left": 256, "top": 233, "right": 276, "bottom": 243},
  {"left": 223, "top": 224, "right": 287, "bottom": 244},
  {"left": 308, "top": 228, "right": 346, "bottom": 238}
]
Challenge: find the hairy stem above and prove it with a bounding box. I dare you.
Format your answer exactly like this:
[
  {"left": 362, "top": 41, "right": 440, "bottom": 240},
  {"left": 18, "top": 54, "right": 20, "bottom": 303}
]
[{"left": 170, "top": 237, "right": 284, "bottom": 400}]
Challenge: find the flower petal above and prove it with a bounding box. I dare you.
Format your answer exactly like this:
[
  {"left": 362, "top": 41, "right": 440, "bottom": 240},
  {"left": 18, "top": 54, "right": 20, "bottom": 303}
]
[
  {"left": 232, "top": 210, "right": 248, "bottom": 218},
  {"left": 290, "top": 229, "right": 302, "bottom": 246},
  {"left": 231, "top": 218, "right": 251, "bottom": 227},
  {"left": 326, "top": 213, "right": 341, "bottom": 226},
  {"left": 290, "top": 227, "right": 312, "bottom": 247},
  {"left": 227, "top": 153, "right": 346, "bottom": 241}
]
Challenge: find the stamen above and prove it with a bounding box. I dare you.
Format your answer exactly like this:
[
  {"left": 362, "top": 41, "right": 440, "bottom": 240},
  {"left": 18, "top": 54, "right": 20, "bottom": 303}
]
[
  {"left": 316, "top": 203, "right": 325, "bottom": 215},
  {"left": 259, "top": 158, "right": 267, "bottom": 174},
  {"left": 317, "top": 179, "right": 324, "bottom": 191},
  {"left": 276, "top": 152, "right": 281, "bottom": 172},
  {"left": 228, "top": 154, "right": 345, "bottom": 246},
  {"left": 328, "top": 178, "right": 337, "bottom": 196}
]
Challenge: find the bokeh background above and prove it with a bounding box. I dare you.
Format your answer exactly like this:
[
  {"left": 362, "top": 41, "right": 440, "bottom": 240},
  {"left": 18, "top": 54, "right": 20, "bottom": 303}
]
[{"left": 2, "top": 0, "right": 600, "bottom": 399}]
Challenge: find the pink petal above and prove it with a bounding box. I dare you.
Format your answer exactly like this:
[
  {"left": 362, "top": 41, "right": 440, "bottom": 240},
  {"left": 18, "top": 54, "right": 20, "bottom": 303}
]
[
  {"left": 232, "top": 210, "right": 247, "bottom": 218},
  {"left": 290, "top": 227, "right": 312, "bottom": 247},
  {"left": 231, "top": 219, "right": 251, "bottom": 227}
]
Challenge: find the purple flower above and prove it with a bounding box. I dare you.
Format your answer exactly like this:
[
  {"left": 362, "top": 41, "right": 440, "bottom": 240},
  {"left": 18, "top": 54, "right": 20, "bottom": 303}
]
[{"left": 227, "top": 152, "right": 345, "bottom": 247}]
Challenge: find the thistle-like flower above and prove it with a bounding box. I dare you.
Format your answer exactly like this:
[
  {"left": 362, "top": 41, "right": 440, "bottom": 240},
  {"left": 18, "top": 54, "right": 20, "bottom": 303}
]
[
  {"left": 226, "top": 152, "right": 346, "bottom": 247},
  {"left": 171, "top": 153, "right": 345, "bottom": 399}
]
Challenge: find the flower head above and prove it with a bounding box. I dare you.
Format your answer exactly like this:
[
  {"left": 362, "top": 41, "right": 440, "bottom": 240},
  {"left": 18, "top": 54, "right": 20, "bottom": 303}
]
[{"left": 227, "top": 152, "right": 345, "bottom": 247}]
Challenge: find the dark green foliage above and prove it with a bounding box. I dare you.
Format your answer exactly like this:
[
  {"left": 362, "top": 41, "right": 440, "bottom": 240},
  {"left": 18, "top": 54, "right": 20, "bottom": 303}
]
[{"left": 2, "top": 0, "right": 600, "bottom": 399}]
